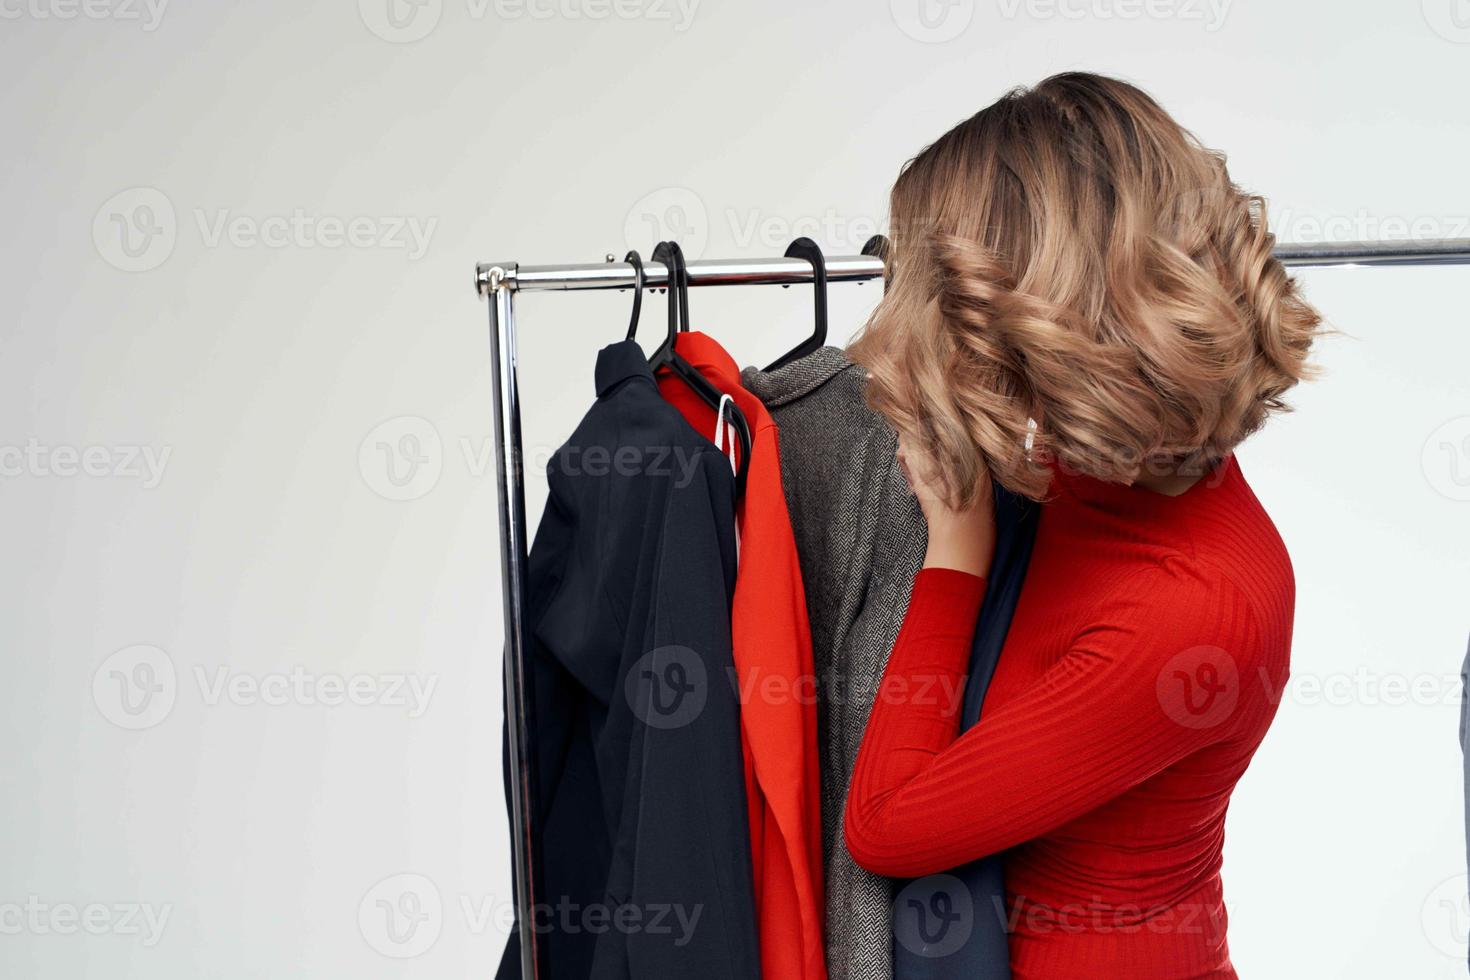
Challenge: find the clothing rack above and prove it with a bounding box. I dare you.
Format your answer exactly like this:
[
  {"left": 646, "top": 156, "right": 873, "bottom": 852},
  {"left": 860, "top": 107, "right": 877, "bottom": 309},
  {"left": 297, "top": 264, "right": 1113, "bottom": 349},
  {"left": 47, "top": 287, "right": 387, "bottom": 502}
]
[{"left": 474, "top": 236, "right": 1470, "bottom": 979}]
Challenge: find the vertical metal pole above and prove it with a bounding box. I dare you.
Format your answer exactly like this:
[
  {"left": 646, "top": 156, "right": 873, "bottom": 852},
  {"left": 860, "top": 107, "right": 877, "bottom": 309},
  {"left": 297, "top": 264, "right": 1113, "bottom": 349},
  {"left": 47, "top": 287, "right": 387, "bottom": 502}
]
[{"left": 484, "top": 266, "right": 539, "bottom": 979}]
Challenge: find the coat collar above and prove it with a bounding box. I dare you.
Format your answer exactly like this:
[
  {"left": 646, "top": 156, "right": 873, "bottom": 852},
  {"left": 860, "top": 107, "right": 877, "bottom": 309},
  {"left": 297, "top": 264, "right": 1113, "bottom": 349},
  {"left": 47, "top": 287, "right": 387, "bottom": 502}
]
[
  {"left": 594, "top": 340, "right": 656, "bottom": 397},
  {"left": 666, "top": 331, "right": 741, "bottom": 389},
  {"left": 739, "top": 345, "right": 856, "bottom": 407}
]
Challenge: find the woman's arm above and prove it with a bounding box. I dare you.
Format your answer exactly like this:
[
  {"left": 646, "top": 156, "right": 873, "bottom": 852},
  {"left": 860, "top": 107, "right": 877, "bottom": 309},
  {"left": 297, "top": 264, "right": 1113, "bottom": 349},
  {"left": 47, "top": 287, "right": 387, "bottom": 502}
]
[{"left": 843, "top": 564, "right": 1262, "bottom": 878}]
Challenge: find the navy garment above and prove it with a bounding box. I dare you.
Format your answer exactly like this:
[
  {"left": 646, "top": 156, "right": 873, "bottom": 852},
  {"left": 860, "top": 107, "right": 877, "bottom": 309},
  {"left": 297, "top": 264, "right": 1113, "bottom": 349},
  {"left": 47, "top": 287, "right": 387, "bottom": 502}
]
[
  {"left": 497, "top": 341, "right": 761, "bottom": 980},
  {"left": 892, "top": 484, "right": 1040, "bottom": 980}
]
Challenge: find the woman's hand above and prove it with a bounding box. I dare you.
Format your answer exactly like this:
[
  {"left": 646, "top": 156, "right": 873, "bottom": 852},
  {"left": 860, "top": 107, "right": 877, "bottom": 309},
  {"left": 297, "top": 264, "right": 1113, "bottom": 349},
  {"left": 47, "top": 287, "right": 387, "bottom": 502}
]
[{"left": 898, "top": 433, "right": 997, "bottom": 577}]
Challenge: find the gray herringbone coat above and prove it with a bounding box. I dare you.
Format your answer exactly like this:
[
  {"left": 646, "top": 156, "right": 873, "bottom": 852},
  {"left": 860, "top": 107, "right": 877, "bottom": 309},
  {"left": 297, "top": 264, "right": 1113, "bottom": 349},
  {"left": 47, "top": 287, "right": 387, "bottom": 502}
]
[{"left": 743, "top": 348, "right": 925, "bottom": 980}]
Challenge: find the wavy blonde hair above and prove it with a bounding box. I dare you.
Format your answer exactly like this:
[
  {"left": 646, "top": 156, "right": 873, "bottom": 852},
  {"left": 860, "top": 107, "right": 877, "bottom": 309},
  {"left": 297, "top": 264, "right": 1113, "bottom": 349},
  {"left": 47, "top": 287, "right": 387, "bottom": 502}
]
[{"left": 849, "top": 72, "right": 1321, "bottom": 503}]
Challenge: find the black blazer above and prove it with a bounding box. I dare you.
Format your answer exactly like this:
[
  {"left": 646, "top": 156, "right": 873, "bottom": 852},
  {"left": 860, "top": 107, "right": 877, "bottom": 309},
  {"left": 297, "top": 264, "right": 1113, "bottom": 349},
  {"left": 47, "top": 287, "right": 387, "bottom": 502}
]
[{"left": 498, "top": 341, "right": 760, "bottom": 980}]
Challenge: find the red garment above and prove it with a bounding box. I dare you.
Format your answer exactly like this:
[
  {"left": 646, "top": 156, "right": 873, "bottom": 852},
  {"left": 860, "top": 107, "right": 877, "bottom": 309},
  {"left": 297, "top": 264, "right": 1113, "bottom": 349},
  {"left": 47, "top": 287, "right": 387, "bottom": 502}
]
[
  {"left": 656, "top": 332, "right": 826, "bottom": 980},
  {"left": 845, "top": 456, "right": 1293, "bottom": 979}
]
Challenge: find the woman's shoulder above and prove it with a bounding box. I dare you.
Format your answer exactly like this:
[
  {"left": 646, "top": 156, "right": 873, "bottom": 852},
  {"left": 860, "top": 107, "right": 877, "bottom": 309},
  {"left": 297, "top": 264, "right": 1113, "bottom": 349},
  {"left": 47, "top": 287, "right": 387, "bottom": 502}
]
[
  {"left": 1193, "top": 460, "right": 1297, "bottom": 641},
  {"left": 1135, "top": 517, "right": 1294, "bottom": 691}
]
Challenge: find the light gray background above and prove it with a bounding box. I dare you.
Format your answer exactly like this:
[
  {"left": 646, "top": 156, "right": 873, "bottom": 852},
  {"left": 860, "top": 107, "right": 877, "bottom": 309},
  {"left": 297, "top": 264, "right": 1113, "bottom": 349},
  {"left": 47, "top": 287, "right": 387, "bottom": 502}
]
[{"left": 3, "top": 0, "right": 1469, "bottom": 976}]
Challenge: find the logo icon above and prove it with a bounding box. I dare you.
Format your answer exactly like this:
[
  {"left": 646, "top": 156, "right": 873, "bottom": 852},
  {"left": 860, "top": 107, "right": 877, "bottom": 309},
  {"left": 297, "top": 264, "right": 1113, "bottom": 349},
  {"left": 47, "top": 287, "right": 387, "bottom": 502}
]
[
  {"left": 1423, "top": 416, "right": 1470, "bottom": 501},
  {"left": 93, "top": 187, "right": 177, "bottom": 272},
  {"left": 1423, "top": 0, "right": 1470, "bottom": 42},
  {"left": 625, "top": 645, "right": 708, "bottom": 729},
  {"left": 890, "top": 0, "right": 975, "bottom": 43},
  {"left": 624, "top": 188, "right": 709, "bottom": 259},
  {"left": 1422, "top": 872, "right": 1470, "bottom": 960},
  {"left": 893, "top": 874, "right": 973, "bottom": 958},
  {"left": 359, "top": 0, "right": 443, "bottom": 43},
  {"left": 92, "top": 645, "right": 177, "bottom": 730},
  {"left": 359, "top": 416, "right": 443, "bottom": 501},
  {"left": 358, "top": 872, "right": 443, "bottom": 958},
  {"left": 1156, "top": 645, "right": 1239, "bottom": 730}
]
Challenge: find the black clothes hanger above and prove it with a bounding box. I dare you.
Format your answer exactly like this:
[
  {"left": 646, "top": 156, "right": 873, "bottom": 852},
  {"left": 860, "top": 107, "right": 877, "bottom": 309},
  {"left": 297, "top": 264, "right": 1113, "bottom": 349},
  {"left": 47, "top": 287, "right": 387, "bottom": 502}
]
[
  {"left": 648, "top": 240, "right": 752, "bottom": 496},
  {"left": 862, "top": 234, "right": 890, "bottom": 261},
  {"left": 764, "top": 237, "right": 829, "bottom": 371},
  {"left": 863, "top": 233, "right": 892, "bottom": 293},
  {"left": 624, "top": 250, "right": 645, "bottom": 341},
  {"left": 648, "top": 240, "right": 688, "bottom": 368}
]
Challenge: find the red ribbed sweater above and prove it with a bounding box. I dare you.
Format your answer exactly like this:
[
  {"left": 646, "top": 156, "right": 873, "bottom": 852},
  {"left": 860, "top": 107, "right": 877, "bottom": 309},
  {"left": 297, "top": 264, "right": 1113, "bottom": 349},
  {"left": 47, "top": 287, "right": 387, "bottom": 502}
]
[{"left": 844, "top": 457, "right": 1293, "bottom": 979}]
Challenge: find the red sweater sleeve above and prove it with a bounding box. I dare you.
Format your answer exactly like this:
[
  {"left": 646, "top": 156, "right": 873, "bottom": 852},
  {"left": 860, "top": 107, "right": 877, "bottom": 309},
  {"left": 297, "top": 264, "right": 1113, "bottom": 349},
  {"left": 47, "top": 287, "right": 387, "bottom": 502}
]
[{"left": 844, "top": 566, "right": 1265, "bottom": 878}]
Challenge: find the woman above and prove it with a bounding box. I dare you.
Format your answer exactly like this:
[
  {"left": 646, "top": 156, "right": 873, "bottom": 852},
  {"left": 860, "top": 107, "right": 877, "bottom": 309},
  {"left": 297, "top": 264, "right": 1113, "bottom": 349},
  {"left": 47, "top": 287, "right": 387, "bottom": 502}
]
[{"left": 843, "top": 73, "right": 1321, "bottom": 978}]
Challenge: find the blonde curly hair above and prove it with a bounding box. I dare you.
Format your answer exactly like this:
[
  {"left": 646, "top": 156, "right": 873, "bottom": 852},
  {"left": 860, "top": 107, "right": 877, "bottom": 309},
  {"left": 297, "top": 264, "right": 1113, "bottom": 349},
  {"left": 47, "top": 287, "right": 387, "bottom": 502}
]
[{"left": 849, "top": 72, "right": 1322, "bottom": 503}]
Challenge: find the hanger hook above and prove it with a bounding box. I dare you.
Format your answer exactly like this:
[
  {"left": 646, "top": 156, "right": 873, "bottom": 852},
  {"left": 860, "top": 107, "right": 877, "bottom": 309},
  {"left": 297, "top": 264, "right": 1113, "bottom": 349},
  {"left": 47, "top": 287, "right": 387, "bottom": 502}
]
[
  {"left": 862, "top": 234, "right": 891, "bottom": 293},
  {"left": 624, "top": 250, "right": 645, "bottom": 341},
  {"left": 648, "top": 240, "right": 687, "bottom": 365}
]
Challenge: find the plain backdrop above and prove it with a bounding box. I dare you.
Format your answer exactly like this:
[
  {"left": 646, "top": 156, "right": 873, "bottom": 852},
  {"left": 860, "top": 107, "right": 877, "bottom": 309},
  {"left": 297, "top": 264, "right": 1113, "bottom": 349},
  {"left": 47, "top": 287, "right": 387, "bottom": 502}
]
[{"left": 3, "top": 1, "right": 1468, "bottom": 976}]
